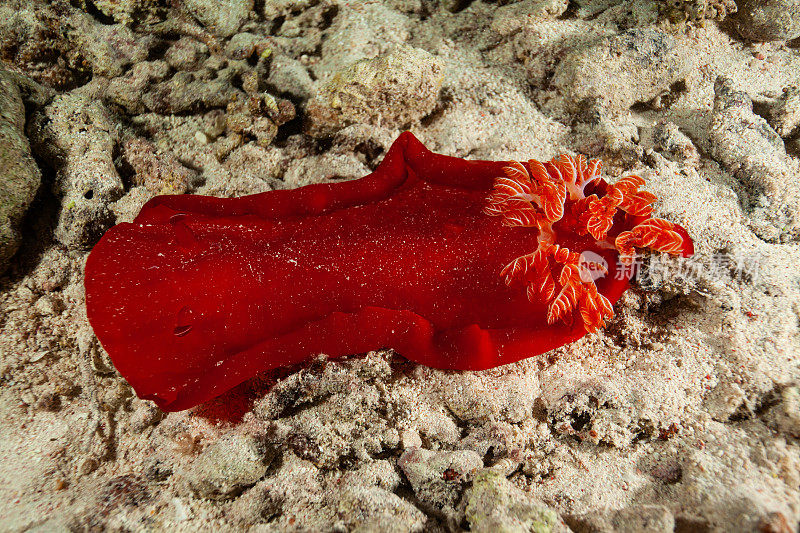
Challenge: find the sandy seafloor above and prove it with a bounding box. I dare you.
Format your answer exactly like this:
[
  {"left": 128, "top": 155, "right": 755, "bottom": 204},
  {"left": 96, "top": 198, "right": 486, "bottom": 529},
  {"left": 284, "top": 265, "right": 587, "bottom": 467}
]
[{"left": 1, "top": 0, "right": 799, "bottom": 531}]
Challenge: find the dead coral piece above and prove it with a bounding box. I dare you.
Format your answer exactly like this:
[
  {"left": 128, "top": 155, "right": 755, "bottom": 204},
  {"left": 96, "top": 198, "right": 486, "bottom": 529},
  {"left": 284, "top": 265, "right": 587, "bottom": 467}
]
[
  {"left": 767, "top": 86, "right": 800, "bottom": 139},
  {"left": 0, "top": 68, "right": 42, "bottom": 274},
  {"left": 183, "top": 0, "right": 253, "bottom": 38},
  {"left": 67, "top": 13, "right": 154, "bottom": 78},
  {"left": 226, "top": 93, "right": 295, "bottom": 147},
  {"left": 398, "top": 448, "right": 483, "bottom": 523},
  {"left": 105, "top": 60, "right": 170, "bottom": 114},
  {"left": 28, "top": 93, "right": 124, "bottom": 249},
  {"left": 142, "top": 66, "right": 242, "bottom": 114},
  {"left": 662, "top": 0, "right": 737, "bottom": 23},
  {"left": 734, "top": 0, "right": 800, "bottom": 41},
  {"left": 551, "top": 28, "right": 692, "bottom": 117},
  {"left": 710, "top": 76, "right": 800, "bottom": 242},
  {"left": 121, "top": 137, "right": 196, "bottom": 194},
  {"left": 305, "top": 44, "right": 444, "bottom": 137}
]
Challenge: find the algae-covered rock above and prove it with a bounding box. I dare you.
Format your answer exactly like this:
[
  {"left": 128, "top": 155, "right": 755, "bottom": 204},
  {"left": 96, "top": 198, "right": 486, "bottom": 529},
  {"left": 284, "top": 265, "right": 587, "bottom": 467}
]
[
  {"left": 464, "top": 469, "right": 560, "bottom": 533},
  {"left": 734, "top": 0, "right": 800, "bottom": 41},
  {"left": 0, "top": 69, "right": 41, "bottom": 273},
  {"left": 305, "top": 44, "right": 444, "bottom": 137},
  {"left": 662, "top": 0, "right": 737, "bottom": 23}
]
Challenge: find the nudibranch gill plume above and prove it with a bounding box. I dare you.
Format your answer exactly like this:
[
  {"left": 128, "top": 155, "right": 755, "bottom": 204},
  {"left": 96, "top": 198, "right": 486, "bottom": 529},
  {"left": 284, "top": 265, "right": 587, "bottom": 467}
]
[{"left": 483, "top": 154, "right": 693, "bottom": 333}]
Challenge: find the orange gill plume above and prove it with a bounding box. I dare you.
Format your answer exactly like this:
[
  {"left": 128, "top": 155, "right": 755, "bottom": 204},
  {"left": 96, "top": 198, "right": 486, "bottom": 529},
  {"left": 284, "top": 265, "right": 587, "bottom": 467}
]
[{"left": 484, "top": 153, "right": 690, "bottom": 333}]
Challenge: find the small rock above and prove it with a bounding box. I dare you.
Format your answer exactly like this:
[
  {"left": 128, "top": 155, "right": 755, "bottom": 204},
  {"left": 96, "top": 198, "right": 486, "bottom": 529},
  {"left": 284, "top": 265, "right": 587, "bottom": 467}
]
[
  {"left": 710, "top": 76, "right": 800, "bottom": 241},
  {"left": 335, "top": 485, "right": 426, "bottom": 532},
  {"left": 182, "top": 433, "right": 274, "bottom": 499},
  {"left": 463, "top": 469, "right": 560, "bottom": 533},
  {"left": 282, "top": 153, "right": 369, "bottom": 188},
  {"left": 121, "top": 137, "right": 195, "bottom": 194},
  {"left": 165, "top": 37, "right": 209, "bottom": 71},
  {"left": 77, "top": 457, "right": 99, "bottom": 476},
  {"left": 734, "top": 0, "right": 800, "bottom": 41},
  {"left": 267, "top": 53, "right": 315, "bottom": 101},
  {"left": 229, "top": 480, "right": 284, "bottom": 524},
  {"left": 552, "top": 28, "right": 692, "bottom": 116},
  {"left": 68, "top": 14, "right": 154, "bottom": 77},
  {"left": 33, "top": 294, "right": 65, "bottom": 316},
  {"left": 398, "top": 448, "right": 482, "bottom": 521},
  {"left": 129, "top": 401, "right": 164, "bottom": 432},
  {"left": 305, "top": 44, "right": 444, "bottom": 137},
  {"left": 0, "top": 68, "right": 42, "bottom": 273},
  {"left": 183, "top": 0, "right": 253, "bottom": 38},
  {"left": 768, "top": 86, "right": 800, "bottom": 139},
  {"left": 704, "top": 381, "right": 746, "bottom": 421},
  {"left": 612, "top": 505, "right": 675, "bottom": 533},
  {"left": 653, "top": 121, "right": 700, "bottom": 165},
  {"left": 772, "top": 386, "right": 800, "bottom": 437},
  {"left": 225, "top": 32, "right": 270, "bottom": 61}
]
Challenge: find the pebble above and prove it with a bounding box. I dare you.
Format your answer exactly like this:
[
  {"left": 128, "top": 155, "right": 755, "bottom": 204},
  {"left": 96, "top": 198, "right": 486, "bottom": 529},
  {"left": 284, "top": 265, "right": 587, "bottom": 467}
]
[{"left": 182, "top": 433, "right": 274, "bottom": 500}]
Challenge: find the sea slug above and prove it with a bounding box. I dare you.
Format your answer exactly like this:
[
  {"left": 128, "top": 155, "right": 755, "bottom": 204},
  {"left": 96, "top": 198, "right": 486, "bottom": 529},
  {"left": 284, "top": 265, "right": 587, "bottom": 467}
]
[{"left": 84, "top": 132, "right": 693, "bottom": 411}]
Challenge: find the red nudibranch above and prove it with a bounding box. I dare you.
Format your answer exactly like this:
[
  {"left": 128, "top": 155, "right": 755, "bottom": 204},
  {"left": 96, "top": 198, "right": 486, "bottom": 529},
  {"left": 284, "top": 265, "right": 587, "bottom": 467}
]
[{"left": 84, "top": 132, "right": 693, "bottom": 411}]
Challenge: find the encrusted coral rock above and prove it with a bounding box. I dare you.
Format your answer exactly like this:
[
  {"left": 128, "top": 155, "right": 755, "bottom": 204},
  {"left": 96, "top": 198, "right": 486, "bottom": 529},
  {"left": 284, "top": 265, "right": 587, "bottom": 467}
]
[
  {"left": 734, "top": 0, "right": 800, "bottom": 41},
  {"left": 183, "top": 0, "right": 253, "bottom": 38},
  {"left": 464, "top": 469, "right": 561, "bottom": 533},
  {"left": 0, "top": 3, "right": 87, "bottom": 90},
  {"left": 552, "top": 28, "right": 692, "bottom": 116},
  {"left": 28, "top": 93, "right": 124, "bottom": 249},
  {"left": 305, "top": 44, "right": 444, "bottom": 137},
  {"left": 0, "top": 69, "right": 42, "bottom": 273}
]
